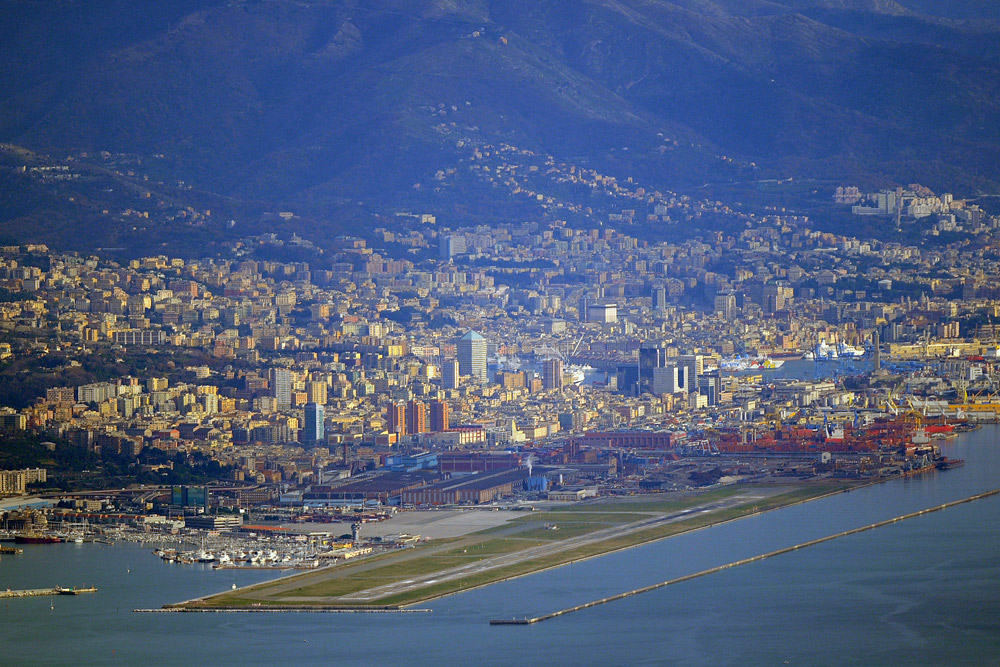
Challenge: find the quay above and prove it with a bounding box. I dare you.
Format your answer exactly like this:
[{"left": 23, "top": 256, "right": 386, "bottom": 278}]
[{"left": 491, "top": 488, "right": 1000, "bottom": 626}]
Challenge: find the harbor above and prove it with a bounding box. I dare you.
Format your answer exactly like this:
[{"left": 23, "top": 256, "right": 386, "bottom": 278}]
[{"left": 0, "top": 425, "right": 996, "bottom": 664}]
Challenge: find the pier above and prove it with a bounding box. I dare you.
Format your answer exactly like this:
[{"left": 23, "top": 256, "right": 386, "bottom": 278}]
[{"left": 491, "top": 488, "right": 1000, "bottom": 625}]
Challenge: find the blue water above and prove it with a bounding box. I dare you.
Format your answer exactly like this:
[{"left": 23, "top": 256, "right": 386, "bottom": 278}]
[{"left": 1, "top": 428, "right": 998, "bottom": 665}]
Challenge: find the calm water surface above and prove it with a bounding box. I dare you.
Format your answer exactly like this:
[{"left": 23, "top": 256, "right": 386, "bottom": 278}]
[{"left": 1, "top": 426, "right": 997, "bottom": 665}]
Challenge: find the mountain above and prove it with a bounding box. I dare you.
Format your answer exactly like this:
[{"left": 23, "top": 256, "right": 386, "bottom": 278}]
[{"left": 2, "top": 0, "right": 1000, "bottom": 245}]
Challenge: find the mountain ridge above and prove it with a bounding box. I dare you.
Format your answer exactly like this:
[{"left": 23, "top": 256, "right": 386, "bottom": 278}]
[{"left": 2, "top": 0, "right": 1000, "bottom": 239}]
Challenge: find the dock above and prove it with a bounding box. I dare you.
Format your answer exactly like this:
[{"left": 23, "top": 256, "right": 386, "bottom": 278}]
[{"left": 491, "top": 488, "right": 1000, "bottom": 626}]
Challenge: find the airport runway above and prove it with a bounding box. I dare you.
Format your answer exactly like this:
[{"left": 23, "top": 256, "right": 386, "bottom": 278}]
[{"left": 337, "top": 491, "right": 776, "bottom": 602}]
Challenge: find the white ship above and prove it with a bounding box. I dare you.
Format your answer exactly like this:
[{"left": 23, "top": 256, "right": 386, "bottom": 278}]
[
  {"left": 565, "top": 364, "right": 594, "bottom": 385},
  {"left": 837, "top": 342, "right": 866, "bottom": 358},
  {"left": 718, "top": 355, "right": 785, "bottom": 372},
  {"left": 810, "top": 340, "right": 839, "bottom": 360}
]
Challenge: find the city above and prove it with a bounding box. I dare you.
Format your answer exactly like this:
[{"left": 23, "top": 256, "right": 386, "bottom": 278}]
[
  {"left": 1, "top": 184, "right": 995, "bottom": 607},
  {"left": 2, "top": 1, "right": 1000, "bottom": 663}
]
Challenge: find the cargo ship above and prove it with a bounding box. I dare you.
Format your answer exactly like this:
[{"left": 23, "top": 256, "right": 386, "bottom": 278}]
[{"left": 936, "top": 457, "right": 965, "bottom": 470}]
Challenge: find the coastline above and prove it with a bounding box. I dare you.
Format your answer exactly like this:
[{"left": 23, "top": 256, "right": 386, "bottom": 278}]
[{"left": 173, "top": 479, "right": 867, "bottom": 611}]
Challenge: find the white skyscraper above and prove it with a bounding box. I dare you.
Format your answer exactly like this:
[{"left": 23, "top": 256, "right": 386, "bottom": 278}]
[
  {"left": 271, "top": 368, "right": 293, "bottom": 408},
  {"left": 458, "top": 330, "right": 487, "bottom": 384}
]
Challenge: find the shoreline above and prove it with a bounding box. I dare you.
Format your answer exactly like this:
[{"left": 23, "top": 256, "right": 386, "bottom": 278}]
[{"left": 174, "top": 479, "right": 868, "bottom": 611}]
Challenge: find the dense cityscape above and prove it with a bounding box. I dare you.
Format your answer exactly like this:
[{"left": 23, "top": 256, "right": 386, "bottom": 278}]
[
  {"left": 3, "top": 2, "right": 1000, "bottom": 662},
  {"left": 2, "top": 178, "right": 996, "bottom": 548}
]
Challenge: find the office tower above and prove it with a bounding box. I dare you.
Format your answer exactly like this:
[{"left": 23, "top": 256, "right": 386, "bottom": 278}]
[
  {"left": 652, "top": 365, "right": 687, "bottom": 395},
  {"left": 458, "top": 330, "right": 487, "bottom": 383},
  {"left": 697, "top": 375, "right": 721, "bottom": 406},
  {"left": 441, "top": 359, "right": 460, "bottom": 390},
  {"left": 542, "top": 358, "right": 564, "bottom": 391},
  {"left": 430, "top": 399, "right": 450, "bottom": 433},
  {"left": 676, "top": 354, "right": 703, "bottom": 393},
  {"left": 638, "top": 345, "right": 668, "bottom": 395},
  {"left": 302, "top": 402, "right": 325, "bottom": 443},
  {"left": 271, "top": 368, "right": 293, "bottom": 408}
]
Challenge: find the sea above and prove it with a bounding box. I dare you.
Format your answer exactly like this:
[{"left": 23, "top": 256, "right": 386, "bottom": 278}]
[{"left": 1, "top": 426, "right": 998, "bottom": 664}]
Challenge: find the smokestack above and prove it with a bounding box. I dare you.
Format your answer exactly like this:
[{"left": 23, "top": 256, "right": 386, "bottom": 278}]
[{"left": 872, "top": 330, "right": 881, "bottom": 371}]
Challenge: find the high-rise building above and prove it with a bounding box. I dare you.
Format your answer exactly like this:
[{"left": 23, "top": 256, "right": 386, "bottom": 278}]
[
  {"left": 407, "top": 399, "right": 427, "bottom": 434},
  {"left": 441, "top": 359, "right": 460, "bottom": 390},
  {"left": 763, "top": 284, "right": 786, "bottom": 314},
  {"left": 652, "top": 365, "right": 688, "bottom": 395},
  {"left": 652, "top": 285, "right": 667, "bottom": 312},
  {"left": 429, "top": 399, "right": 450, "bottom": 433},
  {"left": 542, "top": 358, "right": 564, "bottom": 391},
  {"left": 387, "top": 402, "right": 407, "bottom": 436},
  {"left": 271, "top": 368, "right": 293, "bottom": 408},
  {"left": 714, "top": 293, "right": 737, "bottom": 320},
  {"left": 676, "top": 354, "right": 703, "bottom": 393},
  {"left": 458, "top": 330, "right": 487, "bottom": 384},
  {"left": 439, "top": 234, "right": 467, "bottom": 259},
  {"left": 306, "top": 380, "right": 328, "bottom": 405},
  {"left": 697, "top": 375, "right": 721, "bottom": 406},
  {"left": 589, "top": 303, "right": 617, "bottom": 324},
  {"left": 302, "top": 402, "right": 325, "bottom": 443},
  {"left": 638, "top": 345, "right": 668, "bottom": 395}
]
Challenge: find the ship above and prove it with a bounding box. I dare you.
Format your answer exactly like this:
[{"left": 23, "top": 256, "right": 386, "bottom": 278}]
[
  {"left": 804, "top": 339, "right": 870, "bottom": 361},
  {"left": 837, "top": 342, "right": 866, "bottom": 358},
  {"left": 565, "top": 364, "right": 594, "bottom": 385},
  {"left": 55, "top": 586, "right": 98, "bottom": 595},
  {"left": 14, "top": 534, "right": 63, "bottom": 544},
  {"left": 936, "top": 457, "right": 965, "bottom": 470},
  {"left": 718, "top": 355, "right": 785, "bottom": 372}
]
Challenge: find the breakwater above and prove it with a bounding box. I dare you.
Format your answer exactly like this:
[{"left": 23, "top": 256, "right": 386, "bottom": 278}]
[
  {"left": 1, "top": 586, "right": 97, "bottom": 598},
  {"left": 491, "top": 488, "right": 1000, "bottom": 625},
  {"left": 136, "top": 607, "right": 431, "bottom": 613}
]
